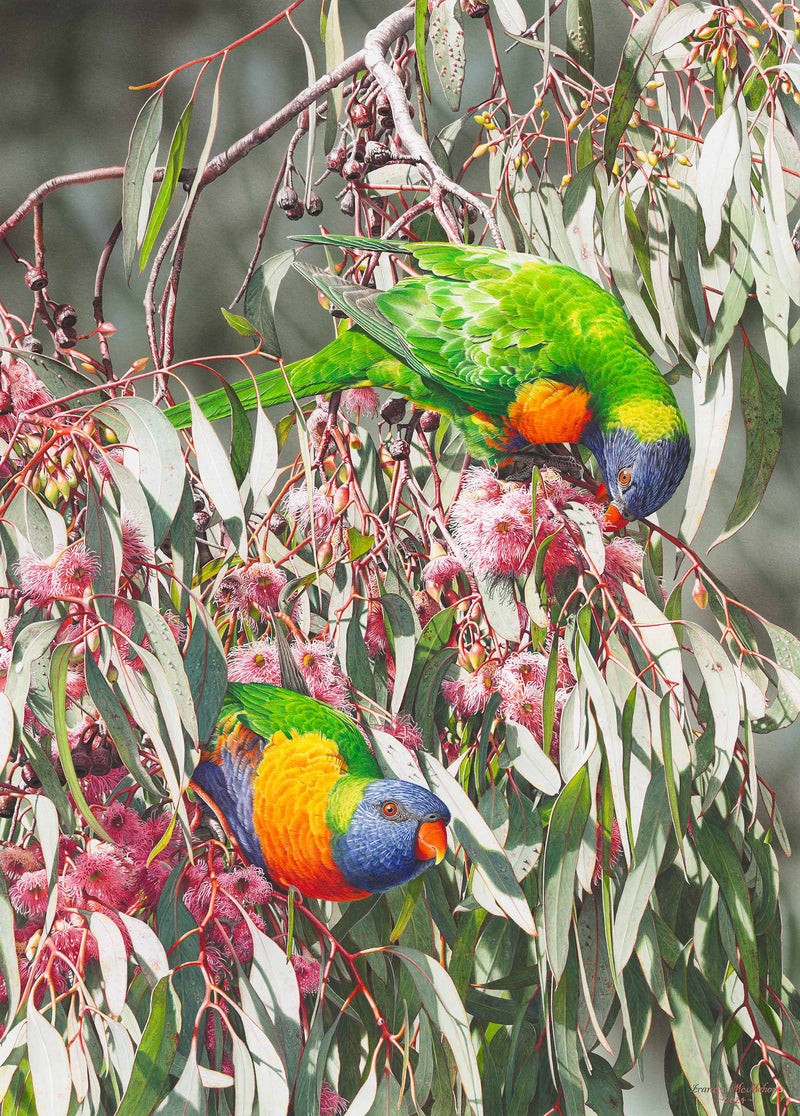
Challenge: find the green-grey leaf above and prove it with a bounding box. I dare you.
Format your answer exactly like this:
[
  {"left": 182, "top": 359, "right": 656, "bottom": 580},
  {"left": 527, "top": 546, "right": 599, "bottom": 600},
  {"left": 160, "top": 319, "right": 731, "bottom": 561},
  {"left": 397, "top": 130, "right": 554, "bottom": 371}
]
[
  {"left": 122, "top": 90, "right": 163, "bottom": 281},
  {"left": 543, "top": 766, "right": 591, "bottom": 981},
  {"left": 244, "top": 250, "right": 295, "bottom": 359},
  {"left": 139, "top": 100, "right": 192, "bottom": 273},
  {"left": 711, "top": 343, "right": 782, "bottom": 549}
]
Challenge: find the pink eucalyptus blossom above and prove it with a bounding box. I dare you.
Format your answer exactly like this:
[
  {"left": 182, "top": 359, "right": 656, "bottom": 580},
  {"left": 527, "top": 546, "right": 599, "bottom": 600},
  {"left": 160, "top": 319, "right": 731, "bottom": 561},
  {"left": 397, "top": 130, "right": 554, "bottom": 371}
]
[
  {"left": 227, "top": 640, "right": 282, "bottom": 685},
  {"left": 364, "top": 603, "right": 388, "bottom": 657},
  {"left": 421, "top": 554, "right": 464, "bottom": 589},
  {"left": 101, "top": 801, "right": 145, "bottom": 847},
  {"left": 120, "top": 517, "right": 153, "bottom": 579},
  {"left": 291, "top": 953, "right": 322, "bottom": 996},
  {"left": 320, "top": 1082, "right": 347, "bottom": 1116},
  {"left": 442, "top": 662, "right": 498, "bottom": 718},
  {"left": 283, "top": 486, "right": 334, "bottom": 538},
  {"left": 0, "top": 846, "right": 42, "bottom": 882},
  {"left": 15, "top": 552, "right": 55, "bottom": 604},
  {"left": 64, "top": 843, "right": 138, "bottom": 909},
  {"left": 49, "top": 912, "right": 99, "bottom": 964},
  {"left": 238, "top": 562, "right": 287, "bottom": 615},
  {"left": 292, "top": 640, "right": 351, "bottom": 710},
  {"left": 9, "top": 870, "right": 49, "bottom": 918},
  {"left": 51, "top": 543, "right": 100, "bottom": 599},
  {"left": 218, "top": 865, "right": 273, "bottom": 908},
  {"left": 341, "top": 387, "right": 379, "bottom": 420},
  {"left": 382, "top": 713, "right": 424, "bottom": 753}
]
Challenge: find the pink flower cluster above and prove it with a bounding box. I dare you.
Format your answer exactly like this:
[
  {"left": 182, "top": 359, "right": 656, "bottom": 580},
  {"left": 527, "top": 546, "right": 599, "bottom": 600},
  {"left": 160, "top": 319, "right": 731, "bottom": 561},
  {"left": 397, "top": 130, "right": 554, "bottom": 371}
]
[
  {"left": 228, "top": 636, "right": 352, "bottom": 711},
  {"left": 283, "top": 485, "right": 335, "bottom": 540},
  {"left": 0, "top": 804, "right": 187, "bottom": 1007},
  {"left": 214, "top": 561, "right": 288, "bottom": 616},
  {"left": 0, "top": 357, "right": 52, "bottom": 437},
  {"left": 443, "top": 644, "right": 574, "bottom": 761},
  {"left": 451, "top": 470, "right": 534, "bottom": 579},
  {"left": 182, "top": 852, "right": 273, "bottom": 976},
  {"left": 450, "top": 467, "right": 644, "bottom": 602}
]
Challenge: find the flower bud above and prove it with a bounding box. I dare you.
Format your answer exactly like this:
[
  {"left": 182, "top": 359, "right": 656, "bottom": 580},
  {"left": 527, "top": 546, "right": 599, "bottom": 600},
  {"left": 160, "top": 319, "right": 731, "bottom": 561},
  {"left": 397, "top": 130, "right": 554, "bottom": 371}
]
[
  {"left": 90, "top": 747, "right": 113, "bottom": 776},
  {"left": 340, "top": 191, "right": 356, "bottom": 217},
  {"left": 21, "top": 763, "right": 41, "bottom": 788},
  {"left": 333, "top": 484, "right": 350, "bottom": 514},
  {"left": 22, "top": 334, "right": 44, "bottom": 353},
  {"left": 419, "top": 409, "right": 440, "bottom": 432},
  {"left": 350, "top": 103, "right": 372, "bottom": 129},
  {"left": 70, "top": 748, "right": 93, "bottom": 778},
  {"left": 468, "top": 641, "right": 486, "bottom": 670},
  {"left": 364, "top": 141, "right": 392, "bottom": 168},
  {"left": 327, "top": 143, "right": 347, "bottom": 173},
  {"left": 283, "top": 201, "right": 305, "bottom": 221},
  {"left": 317, "top": 540, "right": 333, "bottom": 566},
  {"left": 343, "top": 158, "right": 363, "bottom": 182},
  {"left": 44, "top": 477, "right": 60, "bottom": 505},
  {"left": 54, "top": 327, "right": 77, "bottom": 350},
  {"left": 692, "top": 576, "right": 708, "bottom": 610}
]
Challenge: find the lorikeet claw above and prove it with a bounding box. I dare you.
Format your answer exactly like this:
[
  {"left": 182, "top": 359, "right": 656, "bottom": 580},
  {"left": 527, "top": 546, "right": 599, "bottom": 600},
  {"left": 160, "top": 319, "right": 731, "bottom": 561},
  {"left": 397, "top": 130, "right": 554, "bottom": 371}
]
[
  {"left": 416, "top": 819, "right": 448, "bottom": 864},
  {"left": 603, "top": 503, "right": 627, "bottom": 532}
]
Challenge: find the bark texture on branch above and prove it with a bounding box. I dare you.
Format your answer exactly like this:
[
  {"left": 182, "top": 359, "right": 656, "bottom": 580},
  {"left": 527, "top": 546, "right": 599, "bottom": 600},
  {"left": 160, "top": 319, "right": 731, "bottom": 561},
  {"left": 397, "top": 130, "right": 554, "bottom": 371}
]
[{"left": 364, "top": 6, "right": 504, "bottom": 247}]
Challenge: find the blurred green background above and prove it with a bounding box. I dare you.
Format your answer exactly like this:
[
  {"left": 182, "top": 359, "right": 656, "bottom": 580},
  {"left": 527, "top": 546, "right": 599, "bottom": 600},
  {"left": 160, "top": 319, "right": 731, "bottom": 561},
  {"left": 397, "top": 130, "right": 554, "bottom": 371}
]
[{"left": 2, "top": 1, "right": 798, "bottom": 1108}]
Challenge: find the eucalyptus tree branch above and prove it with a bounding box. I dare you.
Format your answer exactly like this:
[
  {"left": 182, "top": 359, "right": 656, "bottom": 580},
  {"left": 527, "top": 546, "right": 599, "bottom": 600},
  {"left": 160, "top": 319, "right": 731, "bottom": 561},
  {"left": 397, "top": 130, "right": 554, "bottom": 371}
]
[{"left": 363, "top": 7, "right": 505, "bottom": 248}]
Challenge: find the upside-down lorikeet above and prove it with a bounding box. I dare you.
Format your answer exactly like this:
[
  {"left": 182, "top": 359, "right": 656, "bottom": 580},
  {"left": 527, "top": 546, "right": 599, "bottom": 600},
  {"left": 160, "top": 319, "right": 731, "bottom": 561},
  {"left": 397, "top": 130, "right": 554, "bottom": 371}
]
[
  {"left": 190, "top": 682, "right": 450, "bottom": 901},
  {"left": 167, "top": 236, "right": 690, "bottom": 525}
]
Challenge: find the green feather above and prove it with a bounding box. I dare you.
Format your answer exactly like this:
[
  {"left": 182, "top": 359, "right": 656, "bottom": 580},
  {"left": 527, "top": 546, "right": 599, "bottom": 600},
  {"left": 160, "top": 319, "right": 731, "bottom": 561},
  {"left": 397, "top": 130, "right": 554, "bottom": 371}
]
[
  {"left": 217, "top": 682, "right": 382, "bottom": 779},
  {"left": 167, "top": 237, "right": 686, "bottom": 457}
]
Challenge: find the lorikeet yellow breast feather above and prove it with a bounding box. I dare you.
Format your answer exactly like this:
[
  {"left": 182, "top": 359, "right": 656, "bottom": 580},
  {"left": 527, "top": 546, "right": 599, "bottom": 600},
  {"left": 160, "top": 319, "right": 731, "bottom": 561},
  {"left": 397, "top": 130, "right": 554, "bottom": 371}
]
[
  {"left": 191, "top": 683, "right": 450, "bottom": 901},
  {"left": 166, "top": 237, "right": 690, "bottom": 523}
]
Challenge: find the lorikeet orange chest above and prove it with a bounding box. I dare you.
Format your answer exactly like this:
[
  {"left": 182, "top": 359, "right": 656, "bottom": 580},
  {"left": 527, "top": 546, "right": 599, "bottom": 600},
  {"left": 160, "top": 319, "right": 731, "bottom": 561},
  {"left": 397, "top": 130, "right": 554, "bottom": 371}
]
[{"left": 191, "top": 683, "right": 449, "bottom": 901}]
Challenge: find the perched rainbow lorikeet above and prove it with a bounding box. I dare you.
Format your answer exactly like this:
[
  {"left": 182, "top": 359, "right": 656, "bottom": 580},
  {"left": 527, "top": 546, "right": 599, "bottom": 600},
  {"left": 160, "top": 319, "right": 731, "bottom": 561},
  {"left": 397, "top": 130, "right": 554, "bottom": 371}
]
[
  {"left": 167, "top": 236, "right": 690, "bottom": 526},
  {"left": 191, "top": 682, "right": 450, "bottom": 901}
]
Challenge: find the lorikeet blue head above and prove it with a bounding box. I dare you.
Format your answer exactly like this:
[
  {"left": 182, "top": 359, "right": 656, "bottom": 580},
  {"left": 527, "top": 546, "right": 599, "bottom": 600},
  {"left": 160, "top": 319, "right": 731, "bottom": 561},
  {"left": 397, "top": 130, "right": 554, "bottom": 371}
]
[
  {"left": 583, "top": 422, "right": 691, "bottom": 525},
  {"left": 328, "top": 779, "right": 450, "bottom": 895}
]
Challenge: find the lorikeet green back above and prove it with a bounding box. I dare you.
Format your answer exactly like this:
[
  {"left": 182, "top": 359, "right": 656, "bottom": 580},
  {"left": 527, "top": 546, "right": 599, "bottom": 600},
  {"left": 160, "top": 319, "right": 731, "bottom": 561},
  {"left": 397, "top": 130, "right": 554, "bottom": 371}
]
[
  {"left": 167, "top": 237, "right": 690, "bottom": 522},
  {"left": 191, "top": 683, "right": 450, "bottom": 901}
]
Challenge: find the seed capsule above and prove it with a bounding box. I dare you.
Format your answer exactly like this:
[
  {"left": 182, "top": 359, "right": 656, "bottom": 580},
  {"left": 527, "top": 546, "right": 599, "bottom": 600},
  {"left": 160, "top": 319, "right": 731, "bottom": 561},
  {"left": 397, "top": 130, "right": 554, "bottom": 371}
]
[{"left": 24, "top": 267, "right": 48, "bottom": 291}]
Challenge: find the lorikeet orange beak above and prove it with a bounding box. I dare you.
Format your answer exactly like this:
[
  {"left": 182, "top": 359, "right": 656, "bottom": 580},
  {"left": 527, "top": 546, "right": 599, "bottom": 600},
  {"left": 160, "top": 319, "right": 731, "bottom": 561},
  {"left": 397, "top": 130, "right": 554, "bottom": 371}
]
[
  {"left": 416, "top": 819, "right": 448, "bottom": 864},
  {"left": 603, "top": 503, "right": 628, "bottom": 531}
]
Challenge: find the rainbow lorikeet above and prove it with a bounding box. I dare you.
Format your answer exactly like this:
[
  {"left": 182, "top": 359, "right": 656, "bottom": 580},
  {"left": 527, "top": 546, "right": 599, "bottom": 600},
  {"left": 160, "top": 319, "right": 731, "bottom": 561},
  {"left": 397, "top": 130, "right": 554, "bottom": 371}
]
[
  {"left": 190, "top": 682, "right": 450, "bottom": 901},
  {"left": 166, "top": 236, "right": 690, "bottom": 526}
]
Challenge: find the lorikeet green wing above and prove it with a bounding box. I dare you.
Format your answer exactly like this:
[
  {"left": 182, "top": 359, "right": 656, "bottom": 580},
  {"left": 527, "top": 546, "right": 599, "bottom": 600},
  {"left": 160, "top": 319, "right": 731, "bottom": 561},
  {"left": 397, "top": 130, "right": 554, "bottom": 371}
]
[
  {"left": 191, "top": 683, "right": 450, "bottom": 901},
  {"left": 166, "top": 236, "right": 690, "bottom": 522}
]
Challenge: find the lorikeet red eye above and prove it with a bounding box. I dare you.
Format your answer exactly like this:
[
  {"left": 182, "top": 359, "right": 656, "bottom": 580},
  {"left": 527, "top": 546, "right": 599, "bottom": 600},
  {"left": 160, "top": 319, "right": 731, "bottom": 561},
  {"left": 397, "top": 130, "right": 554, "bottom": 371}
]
[
  {"left": 618, "top": 468, "right": 632, "bottom": 487},
  {"left": 382, "top": 802, "right": 398, "bottom": 817}
]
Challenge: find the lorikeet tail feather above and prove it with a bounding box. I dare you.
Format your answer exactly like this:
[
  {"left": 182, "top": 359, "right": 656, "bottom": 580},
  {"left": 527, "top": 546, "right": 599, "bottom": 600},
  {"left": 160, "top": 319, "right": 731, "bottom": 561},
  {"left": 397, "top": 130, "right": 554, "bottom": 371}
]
[{"left": 165, "top": 327, "right": 400, "bottom": 429}]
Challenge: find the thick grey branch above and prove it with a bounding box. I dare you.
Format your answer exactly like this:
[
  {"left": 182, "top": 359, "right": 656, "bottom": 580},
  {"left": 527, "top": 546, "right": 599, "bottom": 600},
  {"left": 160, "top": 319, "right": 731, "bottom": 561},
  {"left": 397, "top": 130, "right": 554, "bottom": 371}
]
[
  {"left": 202, "top": 6, "right": 416, "bottom": 187},
  {"left": 364, "top": 7, "right": 505, "bottom": 248}
]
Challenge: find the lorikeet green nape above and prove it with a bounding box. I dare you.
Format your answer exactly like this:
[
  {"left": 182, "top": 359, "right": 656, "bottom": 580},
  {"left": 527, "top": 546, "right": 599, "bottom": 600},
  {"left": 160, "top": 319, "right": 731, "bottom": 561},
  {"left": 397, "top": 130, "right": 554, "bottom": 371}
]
[
  {"left": 166, "top": 236, "right": 691, "bottom": 526},
  {"left": 191, "top": 683, "right": 450, "bottom": 901}
]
